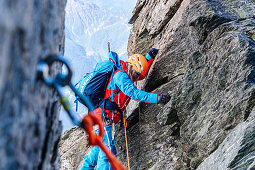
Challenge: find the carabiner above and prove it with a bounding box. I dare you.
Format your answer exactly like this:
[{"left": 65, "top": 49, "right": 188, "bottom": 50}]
[{"left": 37, "top": 54, "right": 72, "bottom": 87}]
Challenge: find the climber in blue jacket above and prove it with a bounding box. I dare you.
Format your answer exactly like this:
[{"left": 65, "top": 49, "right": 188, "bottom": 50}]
[{"left": 80, "top": 48, "right": 171, "bottom": 170}]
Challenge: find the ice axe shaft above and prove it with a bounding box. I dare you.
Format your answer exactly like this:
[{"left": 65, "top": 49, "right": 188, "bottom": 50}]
[{"left": 108, "top": 42, "right": 111, "bottom": 53}]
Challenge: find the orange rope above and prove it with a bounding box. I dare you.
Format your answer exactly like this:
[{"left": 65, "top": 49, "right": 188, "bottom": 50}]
[
  {"left": 124, "top": 118, "right": 130, "bottom": 170},
  {"left": 82, "top": 114, "right": 127, "bottom": 170}
]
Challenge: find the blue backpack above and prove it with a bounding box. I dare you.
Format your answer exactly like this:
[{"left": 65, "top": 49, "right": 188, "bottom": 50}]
[{"left": 74, "top": 51, "right": 122, "bottom": 112}]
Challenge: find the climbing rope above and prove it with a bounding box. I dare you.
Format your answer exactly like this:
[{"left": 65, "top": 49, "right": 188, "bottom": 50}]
[
  {"left": 124, "top": 118, "right": 130, "bottom": 170},
  {"left": 37, "top": 54, "right": 127, "bottom": 170}
]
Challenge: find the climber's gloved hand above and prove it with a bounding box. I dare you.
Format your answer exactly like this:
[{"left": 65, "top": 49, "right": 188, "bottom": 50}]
[
  {"left": 158, "top": 93, "right": 171, "bottom": 105},
  {"left": 148, "top": 48, "right": 159, "bottom": 59}
]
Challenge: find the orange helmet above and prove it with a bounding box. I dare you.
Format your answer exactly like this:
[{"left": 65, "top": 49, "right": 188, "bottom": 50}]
[{"left": 127, "top": 54, "right": 149, "bottom": 80}]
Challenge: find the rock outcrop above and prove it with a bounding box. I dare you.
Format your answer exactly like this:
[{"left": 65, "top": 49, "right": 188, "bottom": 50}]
[
  {"left": 197, "top": 108, "right": 255, "bottom": 170},
  {"left": 116, "top": 0, "right": 255, "bottom": 169},
  {"left": 59, "top": 127, "right": 90, "bottom": 170},
  {"left": 0, "top": 0, "right": 66, "bottom": 169},
  {"left": 59, "top": 0, "right": 255, "bottom": 169}
]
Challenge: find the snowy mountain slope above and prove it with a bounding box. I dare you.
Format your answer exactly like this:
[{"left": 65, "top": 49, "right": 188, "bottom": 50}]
[
  {"left": 60, "top": 0, "right": 137, "bottom": 132},
  {"left": 65, "top": 0, "right": 137, "bottom": 80}
]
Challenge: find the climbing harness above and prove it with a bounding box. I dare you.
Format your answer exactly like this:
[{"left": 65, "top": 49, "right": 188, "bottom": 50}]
[{"left": 37, "top": 54, "right": 127, "bottom": 170}]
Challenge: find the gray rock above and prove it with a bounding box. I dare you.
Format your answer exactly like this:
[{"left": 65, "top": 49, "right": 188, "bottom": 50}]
[
  {"left": 0, "top": 0, "right": 66, "bottom": 169},
  {"left": 116, "top": 0, "right": 255, "bottom": 169},
  {"left": 197, "top": 108, "right": 255, "bottom": 170},
  {"left": 59, "top": 127, "right": 90, "bottom": 170},
  {"left": 58, "top": 0, "right": 255, "bottom": 170}
]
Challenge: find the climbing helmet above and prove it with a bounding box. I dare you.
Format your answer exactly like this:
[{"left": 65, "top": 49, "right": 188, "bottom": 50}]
[{"left": 127, "top": 54, "right": 149, "bottom": 80}]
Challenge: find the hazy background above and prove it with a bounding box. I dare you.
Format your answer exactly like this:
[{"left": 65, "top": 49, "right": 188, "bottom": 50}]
[{"left": 60, "top": 0, "right": 137, "bottom": 132}]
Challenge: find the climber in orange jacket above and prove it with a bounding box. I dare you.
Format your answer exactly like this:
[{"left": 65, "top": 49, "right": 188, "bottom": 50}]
[{"left": 80, "top": 48, "right": 171, "bottom": 170}]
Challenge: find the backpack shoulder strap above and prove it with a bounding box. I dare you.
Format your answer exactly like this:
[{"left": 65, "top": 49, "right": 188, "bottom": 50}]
[
  {"left": 106, "top": 89, "right": 121, "bottom": 100},
  {"left": 107, "top": 69, "right": 122, "bottom": 100}
]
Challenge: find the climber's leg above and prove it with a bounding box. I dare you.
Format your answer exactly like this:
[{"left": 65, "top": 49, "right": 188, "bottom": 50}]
[
  {"left": 97, "top": 125, "right": 117, "bottom": 170},
  {"left": 80, "top": 129, "right": 101, "bottom": 170},
  {"left": 80, "top": 145, "right": 100, "bottom": 170}
]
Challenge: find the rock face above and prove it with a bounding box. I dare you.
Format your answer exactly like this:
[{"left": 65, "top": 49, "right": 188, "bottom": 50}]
[
  {"left": 116, "top": 0, "right": 255, "bottom": 169},
  {"left": 59, "top": 0, "right": 255, "bottom": 169},
  {"left": 0, "top": 0, "right": 66, "bottom": 169},
  {"left": 197, "top": 109, "right": 255, "bottom": 170},
  {"left": 59, "top": 127, "right": 90, "bottom": 170}
]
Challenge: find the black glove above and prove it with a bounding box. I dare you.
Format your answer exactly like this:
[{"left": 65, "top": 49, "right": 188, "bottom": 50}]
[
  {"left": 158, "top": 93, "right": 171, "bottom": 105},
  {"left": 148, "top": 48, "right": 159, "bottom": 59}
]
